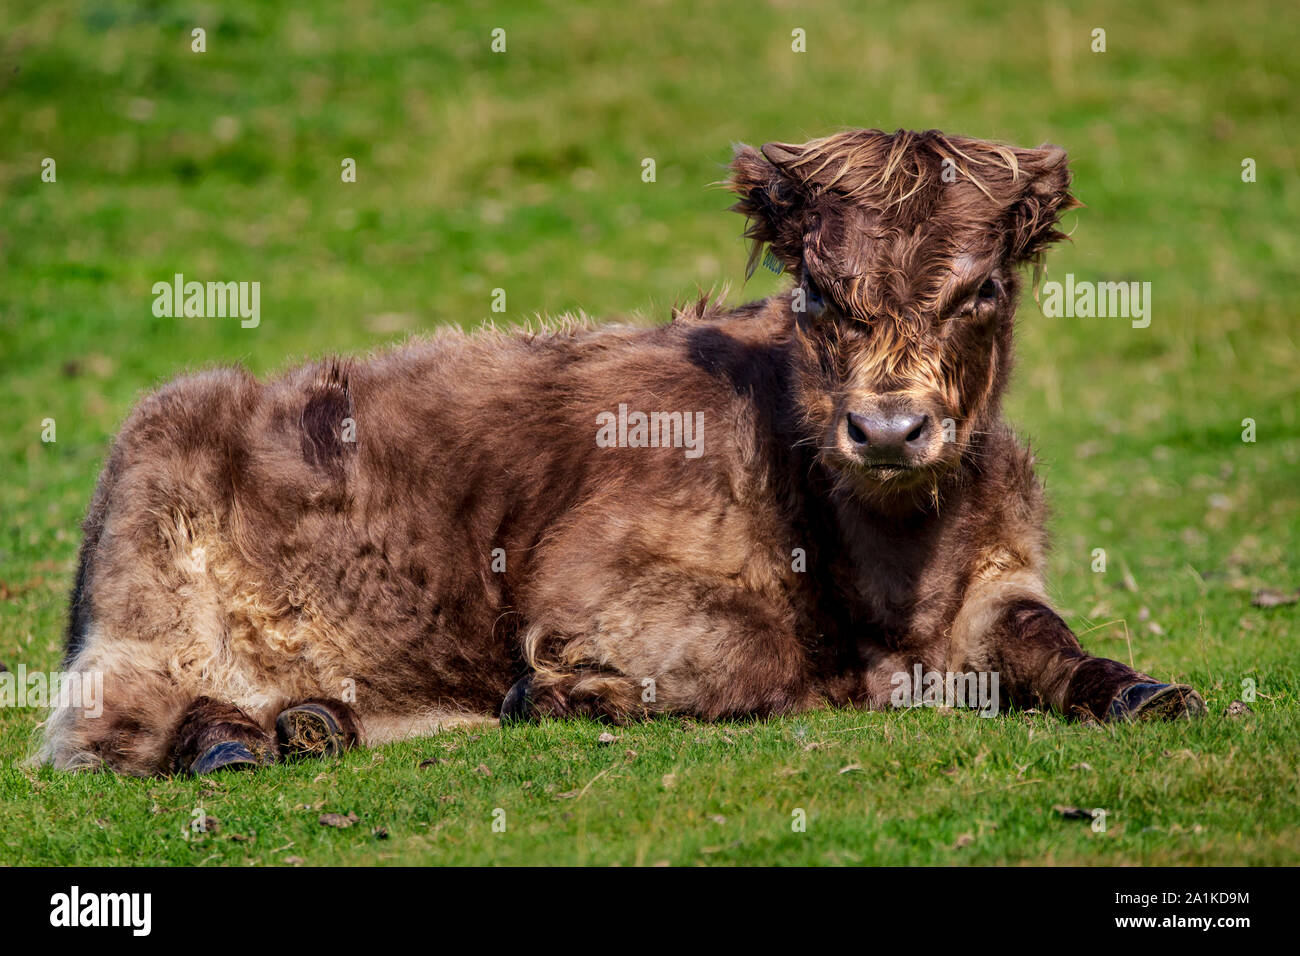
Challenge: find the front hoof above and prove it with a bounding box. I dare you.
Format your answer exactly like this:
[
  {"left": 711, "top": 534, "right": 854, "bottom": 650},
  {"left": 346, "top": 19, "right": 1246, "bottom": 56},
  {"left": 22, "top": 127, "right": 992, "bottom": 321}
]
[
  {"left": 276, "top": 703, "right": 348, "bottom": 759},
  {"left": 187, "top": 740, "right": 270, "bottom": 775},
  {"left": 1109, "top": 682, "right": 1207, "bottom": 721},
  {"left": 500, "top": 675, "right": 534, "bottom": 724}
]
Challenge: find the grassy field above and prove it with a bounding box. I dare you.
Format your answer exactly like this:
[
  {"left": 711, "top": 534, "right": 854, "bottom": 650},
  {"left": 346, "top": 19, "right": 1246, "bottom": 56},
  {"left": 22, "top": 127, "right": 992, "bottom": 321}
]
[{"left": 0, "top": 0, "right": 1296, "bottom": 866}]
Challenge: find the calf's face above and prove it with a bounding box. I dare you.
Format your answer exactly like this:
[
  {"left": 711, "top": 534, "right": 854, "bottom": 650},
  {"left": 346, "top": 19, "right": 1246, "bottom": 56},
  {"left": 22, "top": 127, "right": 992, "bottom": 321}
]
[{"left": 729, "top": 129, "right": 1077, "bottom": 503}]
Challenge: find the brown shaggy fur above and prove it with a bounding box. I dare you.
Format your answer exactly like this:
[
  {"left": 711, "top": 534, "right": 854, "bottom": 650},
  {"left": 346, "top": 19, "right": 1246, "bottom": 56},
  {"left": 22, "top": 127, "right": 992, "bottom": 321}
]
[{"left": 43, "top": 128, "right": 1192, "bottom": 776}]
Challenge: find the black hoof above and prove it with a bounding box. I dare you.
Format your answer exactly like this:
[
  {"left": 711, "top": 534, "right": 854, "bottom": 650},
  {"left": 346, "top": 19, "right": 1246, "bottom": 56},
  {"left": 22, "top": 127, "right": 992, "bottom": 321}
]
[
  {"left": 188, "top": 740, "right": 268, "bottom": 775},
  {"left": 1109, "top": 682, "right": 1207, "bottom": 721},
  {"left": 276, "top": 703, "right": 346, "bottom": 758},
  {"left": 500, "top": 675, "right": 534, "bottom": 724}
]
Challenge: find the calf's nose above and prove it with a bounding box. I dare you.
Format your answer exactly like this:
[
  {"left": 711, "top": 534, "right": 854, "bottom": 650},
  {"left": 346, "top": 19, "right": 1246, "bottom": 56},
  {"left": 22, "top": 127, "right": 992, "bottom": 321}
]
[{"left": 845, "top": 410, "right": 931, "bottom": 459}]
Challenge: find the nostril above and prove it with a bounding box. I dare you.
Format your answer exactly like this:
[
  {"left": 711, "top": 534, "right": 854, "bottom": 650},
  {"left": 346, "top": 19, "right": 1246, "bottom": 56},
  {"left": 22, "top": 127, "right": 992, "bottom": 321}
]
[
  {"left": 905, "top": 415, "right": 929, "bottom": 444},
  {"left": 846, "top": 413, "right": 868, "bottom": 445}
]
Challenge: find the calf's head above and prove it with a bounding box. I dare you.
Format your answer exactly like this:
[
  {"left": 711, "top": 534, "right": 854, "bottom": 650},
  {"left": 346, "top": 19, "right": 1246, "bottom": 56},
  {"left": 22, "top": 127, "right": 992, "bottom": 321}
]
[{"left": 729, "top": 128, "right": 1077, "bottom": 503}]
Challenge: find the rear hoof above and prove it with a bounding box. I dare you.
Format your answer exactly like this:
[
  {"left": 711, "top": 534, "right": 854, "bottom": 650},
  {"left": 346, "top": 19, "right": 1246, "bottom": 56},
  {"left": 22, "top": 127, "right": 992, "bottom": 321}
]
[
  {"left": 500, "top": 675, "right": 534, "bottom": 724},
  {"left": 276, "top": 703, "right": 348, "bottom": 759},
  {"left": 1109, "top": 682, "right": 1207, "bottom": 721},
  {"left": 187, "top": 740, "right": 271, "bottom": 775}
]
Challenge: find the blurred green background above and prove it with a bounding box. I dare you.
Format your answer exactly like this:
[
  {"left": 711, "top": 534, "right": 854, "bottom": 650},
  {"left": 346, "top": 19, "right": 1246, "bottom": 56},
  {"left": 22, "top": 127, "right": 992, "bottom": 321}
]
[{"left": 0, "top": 1, "right": 1296, "bottom": 865}]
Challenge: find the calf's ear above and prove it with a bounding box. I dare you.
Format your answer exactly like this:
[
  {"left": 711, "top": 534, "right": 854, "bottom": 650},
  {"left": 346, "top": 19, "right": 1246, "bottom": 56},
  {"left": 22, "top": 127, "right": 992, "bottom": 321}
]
[
  {"left": 1004, "top": 144, "right": 1080, "bottom": 263},
  {"left": 728, "top": 143, "right": 812, "bottom": 279}
]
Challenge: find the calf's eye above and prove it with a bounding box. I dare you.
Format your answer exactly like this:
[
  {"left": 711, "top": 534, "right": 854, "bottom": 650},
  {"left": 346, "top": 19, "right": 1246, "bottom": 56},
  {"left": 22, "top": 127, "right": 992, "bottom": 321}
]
[{"left": 976, "top": 278, "right": 999, "bottom": 302}]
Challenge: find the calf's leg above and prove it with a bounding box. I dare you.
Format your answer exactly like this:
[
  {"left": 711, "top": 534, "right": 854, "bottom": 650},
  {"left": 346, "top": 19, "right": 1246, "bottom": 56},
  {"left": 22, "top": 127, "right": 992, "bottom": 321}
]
[
  {"left": 508, "top": 584, "right": 812, "bottom": 724},
  {"left": 501, "top": 670, "right": 650, "bottom": 724},
  {"left": 41, "top": 632, "right": 267, "bottom": 776},
  {"left": 949, "top": 571, "right": 1205, "bottom": 721},
  {"left": 170, "top": 696, "right": 276, "bottom": 774},
  {"left": 275, "top": 698, "right": 361, "bottom": 759}
]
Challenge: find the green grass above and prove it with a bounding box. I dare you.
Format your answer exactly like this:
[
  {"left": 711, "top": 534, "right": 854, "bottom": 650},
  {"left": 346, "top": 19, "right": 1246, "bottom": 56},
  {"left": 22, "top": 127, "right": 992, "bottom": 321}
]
[{"left": 0, "top": 0, "right": 1296, "bottom": 866}]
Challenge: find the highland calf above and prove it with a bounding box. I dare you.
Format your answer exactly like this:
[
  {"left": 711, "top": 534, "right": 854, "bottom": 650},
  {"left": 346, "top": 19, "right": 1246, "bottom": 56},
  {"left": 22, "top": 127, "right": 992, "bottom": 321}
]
[{"left": 44, "top": 128, "right": 1205, "bottom": 776}]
